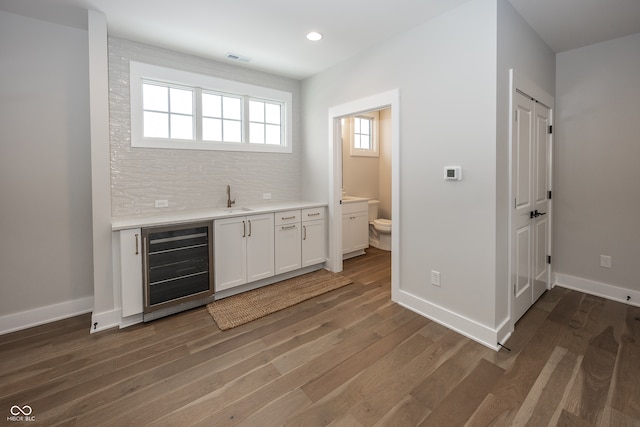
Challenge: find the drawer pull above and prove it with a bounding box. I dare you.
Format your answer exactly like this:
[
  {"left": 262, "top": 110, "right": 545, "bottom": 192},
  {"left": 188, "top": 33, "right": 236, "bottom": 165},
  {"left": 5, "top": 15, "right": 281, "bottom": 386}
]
[
  {"left": 281, "top": 225, "right": 297, "bottom": 230},
  {"left": 281, "top": 215, "right": 297, "bottom": 220},
  {"left": 307, "top": 212, "right": 320, "bottom": 217}
]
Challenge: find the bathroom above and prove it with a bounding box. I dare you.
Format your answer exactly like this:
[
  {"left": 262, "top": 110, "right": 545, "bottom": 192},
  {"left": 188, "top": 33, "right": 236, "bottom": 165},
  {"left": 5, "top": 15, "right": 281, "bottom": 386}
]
[{"left": 342, "top": 108, "right": 392, "bottom": 251}]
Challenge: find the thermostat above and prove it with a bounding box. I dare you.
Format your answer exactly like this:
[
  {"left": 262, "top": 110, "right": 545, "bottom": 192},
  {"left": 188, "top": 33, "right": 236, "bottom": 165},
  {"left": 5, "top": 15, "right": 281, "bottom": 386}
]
[{"left": 444, "top": 166, "right": 462, "bottom": 181}]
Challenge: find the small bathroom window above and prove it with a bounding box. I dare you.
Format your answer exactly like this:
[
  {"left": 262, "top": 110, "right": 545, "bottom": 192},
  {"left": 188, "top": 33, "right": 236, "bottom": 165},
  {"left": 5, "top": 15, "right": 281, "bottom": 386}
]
[{"left": 349, "top": 113, "right": 379, "bottom": 157}]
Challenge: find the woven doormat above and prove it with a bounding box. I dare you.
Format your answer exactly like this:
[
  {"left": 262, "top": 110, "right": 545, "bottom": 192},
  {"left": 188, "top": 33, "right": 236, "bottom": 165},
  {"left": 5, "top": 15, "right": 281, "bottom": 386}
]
[{"left": 207, "top": 269, "right": 353, "bottom": 330}]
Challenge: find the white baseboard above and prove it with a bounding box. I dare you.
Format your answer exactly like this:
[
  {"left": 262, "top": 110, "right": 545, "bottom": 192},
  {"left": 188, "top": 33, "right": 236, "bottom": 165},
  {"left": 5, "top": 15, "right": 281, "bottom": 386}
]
[
  {"left": 395, "top": 289, "right": 501, "bottom": 351},
  {"left": 554, "top": 273, "right": 640, "bottom": 308},
  {"left": 90, "top": 308, "right": 123, "bottom": 333},
  {"left": 0, "top": 296, "right": 94, "bottom": 336}
]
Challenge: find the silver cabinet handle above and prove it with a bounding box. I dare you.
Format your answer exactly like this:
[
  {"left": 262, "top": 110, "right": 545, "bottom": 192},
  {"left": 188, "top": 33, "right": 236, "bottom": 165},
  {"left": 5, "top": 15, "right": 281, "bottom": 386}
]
[
  {"left": 307, "top": 212, "right": 320, "bottom": 217},
  {"left": 281, "top": 225, "right": 297, "bottom": 230},
  {"left": 303, "top": 225, "right": 307, "bottom": 240},
  {"left": 281, "top": 215, "right": 296, "bottom": 220},
  {"left": 248, "top": 220, "right": 252, "bottom": 237},
  {"left": 242, "top": 220, "right": 246, "bottom": 238},
  {"left": 135, "top": 233, "right": 139, "bottom": 255}
]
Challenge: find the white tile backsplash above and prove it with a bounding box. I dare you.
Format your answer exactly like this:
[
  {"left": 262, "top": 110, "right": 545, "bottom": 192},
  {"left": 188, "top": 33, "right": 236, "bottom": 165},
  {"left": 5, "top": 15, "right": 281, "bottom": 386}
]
[{"left": 108, "top": 37, "right": 302, "bottom": 218}]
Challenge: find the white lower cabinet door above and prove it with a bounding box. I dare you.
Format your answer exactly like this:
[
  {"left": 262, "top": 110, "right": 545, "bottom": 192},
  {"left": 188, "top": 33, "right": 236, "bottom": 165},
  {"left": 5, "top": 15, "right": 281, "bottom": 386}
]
[
  {"left": 302, "top": 219, "right": 326, "bottom": 267},
  {"left": 119, "top": 228, "right": 143, "bottom": 317},
  {"left": 275, "top": 222, "right": 302, "bottom": 274},
  {"left": 215, "top": 213, "right": 274, "bottom": 291},
  {"left": 246, "top": 213, "right": 275, "bottom": 283},
  {"left": 214, "top": 217, "right": 248, "bottom": 291}
]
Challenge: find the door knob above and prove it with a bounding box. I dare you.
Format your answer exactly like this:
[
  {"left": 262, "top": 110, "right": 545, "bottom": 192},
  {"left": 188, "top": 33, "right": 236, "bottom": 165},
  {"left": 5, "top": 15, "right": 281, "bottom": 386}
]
[{"left": 534, "top": 210, "right": 547, "bottom": 217}]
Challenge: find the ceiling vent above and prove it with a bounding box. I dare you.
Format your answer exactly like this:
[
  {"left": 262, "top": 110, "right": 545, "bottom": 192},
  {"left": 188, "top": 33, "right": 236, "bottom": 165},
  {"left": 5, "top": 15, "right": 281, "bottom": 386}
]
[{"left": 226, "top": 53, "right": 251, "bottom": 63}]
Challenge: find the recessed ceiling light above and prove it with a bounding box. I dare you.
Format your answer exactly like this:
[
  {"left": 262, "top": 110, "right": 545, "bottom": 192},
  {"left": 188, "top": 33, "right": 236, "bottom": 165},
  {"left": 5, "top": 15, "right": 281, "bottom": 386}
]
[{"left": 306, "top": 31, "right": 323, "bottom": 42}]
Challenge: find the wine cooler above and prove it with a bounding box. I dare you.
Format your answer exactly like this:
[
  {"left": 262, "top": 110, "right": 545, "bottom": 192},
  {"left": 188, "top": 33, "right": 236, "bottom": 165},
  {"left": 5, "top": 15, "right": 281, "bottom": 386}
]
[{"left": 142, "top": 221, "right": 214, "bottom": 321}]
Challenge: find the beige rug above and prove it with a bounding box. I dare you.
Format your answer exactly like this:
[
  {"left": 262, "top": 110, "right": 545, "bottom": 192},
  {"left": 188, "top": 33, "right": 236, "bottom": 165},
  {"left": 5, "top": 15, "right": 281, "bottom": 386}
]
[{"left": 207, "top": 269, "right": 353, "bottom": 330}]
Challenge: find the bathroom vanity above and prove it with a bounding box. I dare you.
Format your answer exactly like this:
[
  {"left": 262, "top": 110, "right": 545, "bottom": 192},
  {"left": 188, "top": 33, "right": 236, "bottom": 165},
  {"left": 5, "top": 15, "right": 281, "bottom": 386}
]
[{"left": 341, "top": 197, "right": 369, "bottom": 258}]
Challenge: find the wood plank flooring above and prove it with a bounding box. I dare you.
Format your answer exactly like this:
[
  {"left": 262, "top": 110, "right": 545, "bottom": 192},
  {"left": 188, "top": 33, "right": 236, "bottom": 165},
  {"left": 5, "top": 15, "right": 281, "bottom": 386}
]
[{"left": 1, "top": 248, "right": 639, "bottom": 426}]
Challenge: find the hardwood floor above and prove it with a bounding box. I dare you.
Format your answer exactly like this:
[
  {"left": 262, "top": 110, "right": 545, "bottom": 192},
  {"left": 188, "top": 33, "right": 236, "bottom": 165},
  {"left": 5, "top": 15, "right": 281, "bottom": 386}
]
[{"left": 1, "top": 248, "right": 639, "bottom": 426}]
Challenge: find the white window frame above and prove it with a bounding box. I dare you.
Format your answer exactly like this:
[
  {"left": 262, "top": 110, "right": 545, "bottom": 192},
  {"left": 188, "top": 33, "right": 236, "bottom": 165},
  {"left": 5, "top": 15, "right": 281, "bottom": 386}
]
[
  {"left": 349, "top": 112, "right": 379, "bottom": 157},
  {"left": 130, "top": 61, "right": 292, "bottom": 153}
]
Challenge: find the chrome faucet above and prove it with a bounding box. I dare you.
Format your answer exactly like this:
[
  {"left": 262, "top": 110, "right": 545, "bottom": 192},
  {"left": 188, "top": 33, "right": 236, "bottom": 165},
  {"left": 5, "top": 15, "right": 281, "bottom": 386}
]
[{"left": 226, "top": 185, "right": 236, "bottom": 208}]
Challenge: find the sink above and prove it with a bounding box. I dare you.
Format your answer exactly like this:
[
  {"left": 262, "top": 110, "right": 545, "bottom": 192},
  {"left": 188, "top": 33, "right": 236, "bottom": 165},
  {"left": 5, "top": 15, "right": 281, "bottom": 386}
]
[{"left": 222, "top": 207, "right": 252, "bottom": 213}]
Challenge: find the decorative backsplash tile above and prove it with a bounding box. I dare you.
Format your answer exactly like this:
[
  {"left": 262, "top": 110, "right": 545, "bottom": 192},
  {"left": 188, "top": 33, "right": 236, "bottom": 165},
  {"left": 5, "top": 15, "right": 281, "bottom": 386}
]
[{"left": 108, "top": 37, "right": 302, "bottom": 218}]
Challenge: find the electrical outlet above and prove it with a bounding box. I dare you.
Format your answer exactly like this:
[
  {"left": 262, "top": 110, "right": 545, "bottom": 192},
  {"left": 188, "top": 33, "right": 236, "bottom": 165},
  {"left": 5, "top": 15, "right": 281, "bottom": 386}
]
[
  {"left": 263, "top": 193, "right": 272, "bottom": 200},
  {"left": 600, "top": 255, "right": 612, "bottom": 268},
  {"left": 155, "top": 199, "right": 169, "bottom": 208},
  {"left": 431, "top": 270, "right": 441, "bottom": 287}
]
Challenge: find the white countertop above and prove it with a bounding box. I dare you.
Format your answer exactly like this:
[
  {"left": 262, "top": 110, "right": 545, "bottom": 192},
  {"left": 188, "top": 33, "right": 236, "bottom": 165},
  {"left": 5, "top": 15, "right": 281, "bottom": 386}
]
[
  {"left": 112, "top": 200, "right": 327, "bottom": 231},
  {"left": 342, "top": 196, "right": 369, "bottom": 203}
]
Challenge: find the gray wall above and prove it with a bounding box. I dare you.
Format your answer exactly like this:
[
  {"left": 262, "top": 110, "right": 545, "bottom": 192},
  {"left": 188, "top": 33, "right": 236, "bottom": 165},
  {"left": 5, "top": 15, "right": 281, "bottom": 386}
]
[
  {"left": 554, "top": 33, "right": 640, "bottom": 293},
  {"left": 0, "top": 11, "right": 93, "bottom": 319},
  {"left": 303, "top": 0, "right": 501, "bottom": 329}
]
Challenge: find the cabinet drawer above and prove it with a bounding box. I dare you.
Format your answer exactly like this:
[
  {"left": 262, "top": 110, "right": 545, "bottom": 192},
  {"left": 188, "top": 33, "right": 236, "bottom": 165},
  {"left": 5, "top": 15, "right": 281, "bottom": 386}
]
[
  {"left": 342, "top": 201, "right": 368, "bottom": 215},
  {"left": 302, "top": 207, "right": 325, "bottom": 221},
  {"left": 275, "top": 209, "right": 301, "bottom": 226}
]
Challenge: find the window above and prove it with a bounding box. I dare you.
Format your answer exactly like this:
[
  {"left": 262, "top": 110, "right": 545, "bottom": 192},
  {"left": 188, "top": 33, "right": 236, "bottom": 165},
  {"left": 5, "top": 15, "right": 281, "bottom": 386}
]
[
  {"left": 350, "top": 114, "right": 379, "bottom": 157},
  {"left": 202, "top": 92, "right": 243, "bottom": 143},
  {"left": 249, "top": 100, "right": 282, "bottom": 145},
  {"left": 130, "top": 62, "right": 292, "bottom": 153},
  {"left": 353, "top": 117, "right": 371, "bottom": 150},
  {"left": 142, "top": 82, "right": 194, "bottom": 140}
]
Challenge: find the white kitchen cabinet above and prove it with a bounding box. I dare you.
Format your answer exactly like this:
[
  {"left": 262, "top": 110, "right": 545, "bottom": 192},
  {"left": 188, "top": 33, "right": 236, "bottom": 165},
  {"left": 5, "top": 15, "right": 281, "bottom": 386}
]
[
  {"left": 342, "top": 201, "right": 369, "bottom": 255},
  {"left": 302, "top": 207, "right": 327, "bottom": 267},
  {"left": 119, "top": 228, "right": 143, "bottom": 317},
  {"left": 215, "top": 213, "right": 274, "bottom": 291},
  {"left": 274, "top": 210, "right": 302, "bottom": 275}
]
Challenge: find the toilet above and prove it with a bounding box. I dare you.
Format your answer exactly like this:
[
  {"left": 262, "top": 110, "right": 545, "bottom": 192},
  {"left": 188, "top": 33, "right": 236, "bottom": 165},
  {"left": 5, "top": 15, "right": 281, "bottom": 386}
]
[{"left": 367, "top": 200, "right": 392, "bottom": 251}]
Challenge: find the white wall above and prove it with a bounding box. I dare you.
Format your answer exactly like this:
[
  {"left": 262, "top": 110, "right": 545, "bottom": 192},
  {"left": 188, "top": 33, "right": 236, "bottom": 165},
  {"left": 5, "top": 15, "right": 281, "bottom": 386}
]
[
  {"left": 0, "top": 11, "right": 93, "bottom": 331},
  {"left": 108, "top": 38, "right": 303, "bottom": 218},
  {"left": 554, "top": 33, "right": 640, "bottom": 299},
  {"left": 496, "top": 0, "right": 556, "bottom": 326},
  {"left": 303, "top": 0, "right": 501, "bottom": 344}
]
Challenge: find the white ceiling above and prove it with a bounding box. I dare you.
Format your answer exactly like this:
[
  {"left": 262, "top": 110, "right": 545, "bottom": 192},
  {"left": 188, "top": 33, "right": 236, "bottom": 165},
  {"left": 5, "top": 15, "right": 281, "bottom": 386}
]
[{"left": 1, "top": 0, "right": 640, "bottom": 79}]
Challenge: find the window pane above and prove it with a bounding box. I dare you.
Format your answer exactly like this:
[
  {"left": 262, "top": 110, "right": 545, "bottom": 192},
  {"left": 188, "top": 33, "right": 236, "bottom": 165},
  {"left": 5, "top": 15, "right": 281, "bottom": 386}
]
[
  {"left": 361, "top": 119, "right": 371, "bottom": 135},
  {"left": 170, "top": 114, "right": 193, "bottom": 140},
  {"left": 170, "top": 88, "right": 193, "bottom": 114},
  {"left": 143, "top": 84, "right": 168, "bottom": 111},
  {"left": 250, "top": 123, "right": 265, "bottom": 144},
  {"left": 360, "top": 135, "right": 370, "bottom": 149},
  {"left": 223, "top": 96, "right": 242, "bottom": 120},
  {"left": 224, "top": 120, "right": 242, "bottom": 142},
  {"left": 249, "top": 101, "right": 264, "bottom": 122},
  {"left": 203, "top": 117, "right": 222, "bottom": 141},
  {"left": 144, "top": 111, "right": 168, "bottom": 138},
  {"left": 265, "top": 103, "right": 281, "bottom": 124},
  {"left": 266, "top": 124, "right": 281, "bottom": 145},
  {"left": 354, "top": 118, "right": 361, "bottom": 134},
  {"left": 202, "top": 93, "right": 221, "bottom": 118}
]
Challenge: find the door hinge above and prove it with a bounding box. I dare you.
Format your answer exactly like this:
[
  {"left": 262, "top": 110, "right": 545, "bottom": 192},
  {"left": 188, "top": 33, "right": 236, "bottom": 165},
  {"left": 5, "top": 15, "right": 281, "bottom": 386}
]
[
  {"left": 547, "top": 255, "right": 552, "bottom": 264},
  {"left": 548, "top": 125, "right": 553, "bottom": 134},
  {"left": 548, "top": 190, "right": 552, "bottom": 200}
]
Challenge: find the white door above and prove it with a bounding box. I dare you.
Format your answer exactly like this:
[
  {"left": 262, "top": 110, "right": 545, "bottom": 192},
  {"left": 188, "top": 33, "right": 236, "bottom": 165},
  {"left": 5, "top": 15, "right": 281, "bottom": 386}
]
[
  {"left": 302, "top": 219, "right": 327, "bottom": 267},
  {"left": 274, "top": 222, "right": 301, "bottom": 275},
  {"left": 512, "top": 91, "right": 552, "bottom": 323},
  {"left": 246, "top": 213, "right": 275, "bottom": 283},
  {"left": 214, "top": 217, "right": 247, "bottom": 291}
]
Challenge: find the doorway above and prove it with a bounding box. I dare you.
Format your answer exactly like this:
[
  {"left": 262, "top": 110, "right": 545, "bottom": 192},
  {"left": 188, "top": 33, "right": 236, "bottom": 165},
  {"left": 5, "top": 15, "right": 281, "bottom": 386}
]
[
  {"left": 327, "top": 90, "right": 400, "bottom": 299},
  {"left": 509, "top": 70, "right": 554, "bottom": 324}
]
